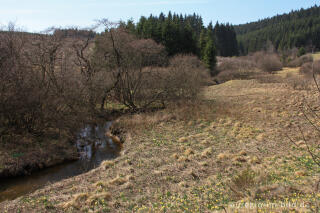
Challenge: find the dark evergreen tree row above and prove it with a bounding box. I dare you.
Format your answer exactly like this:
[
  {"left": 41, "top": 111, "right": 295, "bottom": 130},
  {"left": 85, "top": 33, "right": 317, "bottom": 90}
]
[
  {"left": 213, "top": 23, "right": 238, "bottom": 57},
  {"left": 235, "top": 5, "right": 320, "bottom": 54},
  {"left": 121, "top": 12, "right": 238, "bottom": 64}
]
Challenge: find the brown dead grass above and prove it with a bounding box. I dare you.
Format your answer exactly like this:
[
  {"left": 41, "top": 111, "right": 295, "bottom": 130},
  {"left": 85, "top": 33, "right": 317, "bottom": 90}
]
[{"left": 2, "top": 65, "right": 320, "bottom": 212}]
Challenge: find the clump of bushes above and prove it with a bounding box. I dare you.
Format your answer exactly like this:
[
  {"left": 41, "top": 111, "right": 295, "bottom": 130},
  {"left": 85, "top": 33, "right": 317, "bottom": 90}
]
[
  {"left": 254, "top": 52, "right": 283, "bottom": 73},
  {"left": 163, "top": 55, "right": 210, "bottom": 99},
  {"left": 288, "top": 54, "right": 313, "bottom": 68},
  {"left": 215, "top": 56, "right": 258, "bottom": 83},
  {"left": 217, "top": 56, "right": 256, "bottom": 72},
  {"left": 136, "top": 55, "right": 209, "bottom": 107},
  {"left": 0, "top": 27, "right": 91, "bottom": 138},
  {"left": 300, "top": 60, "right": 320, "bottom": 76},
  {"left": 286, "top": 76, "right": 313, "bottom": 91},
  {"left": 0, "top": 22, "right": 210, "bottom": 145},
  {"left": 215, "top": 51, "right": 285, "bottom": 83},
  {"left": 94, "top": 23, "right": 209, "bottom": 110}
]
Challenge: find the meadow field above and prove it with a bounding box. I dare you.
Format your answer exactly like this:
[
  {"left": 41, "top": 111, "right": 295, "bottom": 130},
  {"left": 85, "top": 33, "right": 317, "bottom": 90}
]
[{"left": 1, "top": 54, "right": 320, "bottom": 212}]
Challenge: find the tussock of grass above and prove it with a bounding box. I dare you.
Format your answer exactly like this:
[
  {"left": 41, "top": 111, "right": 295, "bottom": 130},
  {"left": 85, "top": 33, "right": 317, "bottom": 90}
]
[
  {"left": 177, "top": 156, "right": 191, "bottom": 162},
  {"left": 102, "top": 160, "right": 114, "bottom": 170},
  {"left": 109, "top": 176, "right": 128, "bottom": 186},
  {"left": 232, "top": 155, "right": 247, "bottom": 163},
  {"left": 86, "top": 192, "right": 111, "bottom": 205},
  {"left": 178, "top": 137, "right": 188, "bottom": 143},
  {"left": 249, "top": 156, "right": 261, "bottom": 164},
  {"left": 171, "top": 153, "right": 179, "bottom": 159},
  {"left": 217, "top": 152, "right": 232, "bottom": 161},
  {"left": 61, "top": 193, "right": 89, "bottom": 209},
  {"left": 3, "top": 67, "right": 320, "bottom": 212},
  {"left": 295, "top": 170, "right": 307, "bottom": 177},
  {"left": 73, "top": 193, "right": 88, "bottom": 203},
  {"left": 94, "top": 181, "right": 106, "bottom": 188},
  {"left": 238, "top": 150, "right": 247, "bottom": 156},
  {"left": 256, "top": 133, "right": 265, "bottom": 141},
  {"left": 199, "top": 161, "right": 209, "bottom": 167},
  {"left": 61, "top": 191, "right": 111, "bottom": 210},
  {"left": 184, "top": 148, "right": 194, "bottom": 156},
  {"left": 201, "top": 147, "right": 213, "bottom": 158}
]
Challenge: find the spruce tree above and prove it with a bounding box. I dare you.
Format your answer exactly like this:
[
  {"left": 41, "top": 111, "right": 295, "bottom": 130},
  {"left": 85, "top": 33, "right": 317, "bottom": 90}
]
[
  {"left": 199, "top": 29, "right": 207, "bottom": 59},
  {"left": 298, "top": 47, "right": 306, "bottom": 56},
  {"left": 203, "top": 39, "right": 217, "bottom": 76}
]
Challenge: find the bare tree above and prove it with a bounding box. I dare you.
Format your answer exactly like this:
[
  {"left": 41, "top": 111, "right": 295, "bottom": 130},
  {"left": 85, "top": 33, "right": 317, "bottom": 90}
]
[
  {"left": 0, "top": 21, "right": 210, "bottom": 146},
  {"left": 93, "top": 20, "right": 168, "bottom": 110},
  {"left": 0, "top": 25, "right": 94, "bottom": 140}
]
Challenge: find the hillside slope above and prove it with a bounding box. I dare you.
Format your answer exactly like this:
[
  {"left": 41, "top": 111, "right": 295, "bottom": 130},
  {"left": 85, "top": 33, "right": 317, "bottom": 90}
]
[{"left": 235, "top": 5, "right": 320, "bottom": 54}]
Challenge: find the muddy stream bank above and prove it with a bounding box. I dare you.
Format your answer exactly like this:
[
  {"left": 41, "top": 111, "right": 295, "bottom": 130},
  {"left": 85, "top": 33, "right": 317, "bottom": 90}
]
[{"left": 0, "top": 122, "right": 122, "bottom": 202}]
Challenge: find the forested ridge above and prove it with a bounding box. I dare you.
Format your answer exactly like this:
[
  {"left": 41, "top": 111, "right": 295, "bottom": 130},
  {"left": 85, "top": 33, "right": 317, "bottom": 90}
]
[
  {"left": 123, "top": 5, "right": 320, "bottom": 59},
  {"left": 235, "top": 5, "right": 320, "bottom": 54}
]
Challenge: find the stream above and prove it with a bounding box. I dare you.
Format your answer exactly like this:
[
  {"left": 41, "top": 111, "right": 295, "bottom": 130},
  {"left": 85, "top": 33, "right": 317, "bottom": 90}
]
[{"left": 0, "top": 122, "right": 122, "bottom": 202}]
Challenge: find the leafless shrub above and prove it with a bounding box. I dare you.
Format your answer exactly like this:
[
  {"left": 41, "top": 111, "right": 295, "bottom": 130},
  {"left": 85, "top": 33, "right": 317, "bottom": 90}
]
[
  {"left": 254, "top": 52, "right": 282, "bottom": 73},
  {"left": 286, "top": 75, "right": 313, "bottom": 90},
  {"left": 93, "top": 20, "right": 208, "bottom": 110},
  {"left": 91, "top": 22, "right": 169, "bottom": 110},
  {"left": 218, "top": 56, "right": 256, "bottom": 71},
  {"left": 128, "top": 39, "right": 167, "bottom": 67},
  {"left": 0, "top": 20, "right": 209, "bottom": 145},
  {"left": 255, "top": 74, "right": 283, "bottom": 84},
  {"left": 0, "top": 28, "right": 38, "bottom": 135},
  {"left": 0, "top": 25, "right": 95, "bottom": 139},
  {"left": 164, "top": 55, "right": 209, "bottom": 100},
  {"left": 216, "top": 69, "right": 260, "bottom": 83},
  {"left": 300, "top": 61, "right": 320, "bottom": 76},
  {"left": 121, "top": 55, "right": 209, "bottom": 109},
  {"left": 215, "top": 52, "right": 283, "bottom": 83},
  {"left": 215, "top": 56, "right": 258, "bottom": 82},
  {"left": 280, "top": 48, "right": 299, "bottom": 66},
  {"left": 288, "top": 54, "right": 313, "bottom": 68}
]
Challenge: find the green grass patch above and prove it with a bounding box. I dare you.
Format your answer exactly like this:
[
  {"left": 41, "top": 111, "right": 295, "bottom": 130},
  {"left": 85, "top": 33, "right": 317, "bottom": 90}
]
[{"left": 11, "top": 152, "right": 24, "bottom": 158}]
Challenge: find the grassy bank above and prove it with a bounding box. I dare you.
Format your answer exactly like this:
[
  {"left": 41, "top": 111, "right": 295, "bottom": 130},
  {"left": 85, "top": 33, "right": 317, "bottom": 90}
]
[
  {"left": 1, "top": 68, "right": 320, "bottom": 212},
  {"left": 0, "top": 132, "right": 78, "bottom": 178}
]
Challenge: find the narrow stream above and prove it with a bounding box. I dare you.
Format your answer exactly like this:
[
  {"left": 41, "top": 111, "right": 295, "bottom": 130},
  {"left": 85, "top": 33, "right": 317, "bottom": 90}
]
[{"left": 0, "top": 122, "right": 122, "bottom": 202}]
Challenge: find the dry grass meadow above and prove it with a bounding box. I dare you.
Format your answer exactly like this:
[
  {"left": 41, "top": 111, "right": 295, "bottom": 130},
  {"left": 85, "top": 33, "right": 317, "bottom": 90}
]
[{"left": 1, "top": 61, "right": 320, "bottom": 212}]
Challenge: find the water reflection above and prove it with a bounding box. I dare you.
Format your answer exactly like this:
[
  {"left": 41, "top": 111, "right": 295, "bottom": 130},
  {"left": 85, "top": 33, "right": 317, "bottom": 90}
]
[{"left": 0, "top": 122, "right": 121, "bottom": 202}]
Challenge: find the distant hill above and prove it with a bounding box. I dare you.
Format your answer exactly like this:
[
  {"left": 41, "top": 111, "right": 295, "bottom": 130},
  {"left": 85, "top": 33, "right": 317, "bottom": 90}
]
[
  {"left": 0, "top": 28, "right": 95, "bottom": 39},
  {"left": 234, "top": 5, "right": 320, "bottom": 54}
]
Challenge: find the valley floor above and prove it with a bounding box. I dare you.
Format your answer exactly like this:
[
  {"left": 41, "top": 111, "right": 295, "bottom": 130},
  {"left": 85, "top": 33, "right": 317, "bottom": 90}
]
[{"left": 1, "top": 68, "right": 320, "bottom": 212}]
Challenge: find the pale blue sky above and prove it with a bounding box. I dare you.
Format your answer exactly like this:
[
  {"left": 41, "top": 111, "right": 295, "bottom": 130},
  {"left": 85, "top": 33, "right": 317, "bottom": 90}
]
[{"left": 0, "top": 0, "right": 317, "bottom": 32}]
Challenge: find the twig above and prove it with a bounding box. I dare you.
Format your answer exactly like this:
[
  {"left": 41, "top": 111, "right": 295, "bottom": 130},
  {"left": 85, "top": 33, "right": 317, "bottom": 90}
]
[{"left": 298, "top": 125, "right": 320, "bottom": 166}]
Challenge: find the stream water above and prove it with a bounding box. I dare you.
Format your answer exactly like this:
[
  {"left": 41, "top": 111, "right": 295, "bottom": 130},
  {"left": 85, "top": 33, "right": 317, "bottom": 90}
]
[{"left": 0, "top": 122, "right": 122, "bottom": 202}]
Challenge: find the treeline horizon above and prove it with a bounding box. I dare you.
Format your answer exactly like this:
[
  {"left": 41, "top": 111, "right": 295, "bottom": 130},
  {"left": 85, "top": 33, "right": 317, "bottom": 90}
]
[
  {"left": 120, "top": 12, "right": 238, "bottom": 65},
  {"left": 127, "top": 5, "right": 320, "bottom": 57},
  {"left": 2, "top": 4, "right": 319, "bottom": 59}
]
